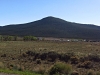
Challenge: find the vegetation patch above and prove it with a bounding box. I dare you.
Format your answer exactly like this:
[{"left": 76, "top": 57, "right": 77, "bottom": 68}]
[
  {"left": 49, "top": 62, "right": 72, "bottom": 75},
  {"left": 0, "top": 68, "right": 41, "bottom": 75},
  {"left": 0, "top": 41, "right": 100, "bottom": 75}
]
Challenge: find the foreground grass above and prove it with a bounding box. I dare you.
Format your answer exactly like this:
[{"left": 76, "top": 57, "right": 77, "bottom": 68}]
[{"left": 0, "top": 68, "right": 41, "bottom": 75}]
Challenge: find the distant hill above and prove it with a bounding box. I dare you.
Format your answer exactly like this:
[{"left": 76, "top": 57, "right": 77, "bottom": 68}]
[{"left": 0, "top": 16, "right": 100, "bottom": 40}]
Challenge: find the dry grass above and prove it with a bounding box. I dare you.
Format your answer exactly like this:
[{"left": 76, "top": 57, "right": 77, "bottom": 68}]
[{"left": 0, "top": 41, "right": 100, "bottom": 55}]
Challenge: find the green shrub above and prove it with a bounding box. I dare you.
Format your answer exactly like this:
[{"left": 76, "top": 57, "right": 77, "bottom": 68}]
[{"left": 49, "top": 62, "right": 72, "bottom": 75}]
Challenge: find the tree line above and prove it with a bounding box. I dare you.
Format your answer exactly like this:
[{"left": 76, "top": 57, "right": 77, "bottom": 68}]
[{"left": 0, "top": 35, "right": 38, "bottom": 41}]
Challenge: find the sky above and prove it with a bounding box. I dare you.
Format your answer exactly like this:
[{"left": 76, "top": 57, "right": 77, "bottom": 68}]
[{"left": 0, "top": 0, "right": 100, "bottom": 26}]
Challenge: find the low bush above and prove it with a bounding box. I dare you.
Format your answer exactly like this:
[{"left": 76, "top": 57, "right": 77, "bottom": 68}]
[
  {"left": 47, "top": 51, "right": 59, "bottom": 62},
  {"left": 0, "top": 62, "right": 4, "bottom": 68},
  {"left": 96, "top": 71, "right": 100, "bottom": 75},
  {"left": 59, "top": 53, "right": 70, "bottom": 62},
  {"left": 36, "top": 66, "right": 46, "bottom": 75},
  {"left": 36, "top": 59, "right": 41, "bottom": 64},
  {"left": 26, "top": 51, "right": 36, "bottom": 56},
  {"left": 70, "top": 56, "right": 79, "bottom": 64},
  {"left": 88, "top": 54, "right": 100, "bottom": 62},
  {"left": 71, "top": 71, "right": 79, "bottom": 75},
  {"left": 40, "top": 53, "right": 48, "bottom": 60},
  {"left": 1, "top": 54, "right": 6, "bottom": 57},
  {"left": 78, "top": 61, "right": 92, "bottom": 69},
  {"left": 87, "top": 70, "right": 94, "bottom": 75},
  {"left": 49, "top": 62, "right": 72, "bottom": 75},
  {"left": 8, "top": 64, "right": 24, "bottom": 71}
]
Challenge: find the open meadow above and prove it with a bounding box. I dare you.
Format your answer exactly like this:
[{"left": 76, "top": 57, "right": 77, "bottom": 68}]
[{"left": 0, "top": 41, "right": 100, "bottom": 75}]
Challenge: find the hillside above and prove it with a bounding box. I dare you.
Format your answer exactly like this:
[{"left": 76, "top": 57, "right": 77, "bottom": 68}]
[{"left": 0, "top": 16, "right": 100, "bottom": 40}]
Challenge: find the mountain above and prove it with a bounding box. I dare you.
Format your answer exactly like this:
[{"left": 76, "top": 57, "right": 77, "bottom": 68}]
[{"left": 0, "top": 16, "right": 100, "bottom": 40}]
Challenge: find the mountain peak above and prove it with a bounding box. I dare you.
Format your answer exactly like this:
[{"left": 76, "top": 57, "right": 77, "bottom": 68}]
[
  {"left": 41, "top": 16, "right": 57, "bottom": 20},
  {"left": 45, "top": 16, "right": 55, "bottom": 18},
  {"left": 40, "top": 16, "right": 67, "bottom": 23}
]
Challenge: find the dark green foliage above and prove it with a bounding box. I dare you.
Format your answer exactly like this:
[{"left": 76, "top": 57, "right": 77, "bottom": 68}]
[
  {"left": 0, "top": 35, "right": 19, "bottom": 41},
  {"left": 3, "top": 36, "right": 13, "bottom": 41},
  {"left": 0, "top": 16, "right": 100, "bottom": 40},
  {"left": 23, "top": 36, "right": 37, "bottom": 41}
]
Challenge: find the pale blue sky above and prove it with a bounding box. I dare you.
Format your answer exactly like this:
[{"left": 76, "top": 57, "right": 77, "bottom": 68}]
[{"left": 0, "top": 0, "right": 100, "bottom": 26}]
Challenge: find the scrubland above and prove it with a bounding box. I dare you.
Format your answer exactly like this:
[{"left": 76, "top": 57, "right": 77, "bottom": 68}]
[{"left": 0, "top": 41, "right": 100, "bottom": 75}]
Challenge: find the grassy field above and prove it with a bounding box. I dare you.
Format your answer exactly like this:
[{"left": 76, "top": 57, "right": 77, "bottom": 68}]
[
  {"left": 0, "top": 41, "right": 100, "bottom": 75},
  {"left": 0, "top": 41, "right": 100, "bottom": 54}
]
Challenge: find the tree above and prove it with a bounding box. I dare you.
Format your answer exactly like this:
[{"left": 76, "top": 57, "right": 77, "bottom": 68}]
[
  {"left": 0, "top": 35, "right": 3, "bottom": 41},
  {"left": 23, "top": 36, "right": 37, "bottom": 41}
]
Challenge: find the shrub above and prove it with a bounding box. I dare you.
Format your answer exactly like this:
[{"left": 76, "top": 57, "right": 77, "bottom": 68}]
[
  {"left": 26, "top": 51, "right": 35, "bottom": 56},
  {"left": 96, "top": 71, "right": 100, "bottom": 75},
  {"left": 36, "top": 59, "right": 41, "bottom": 64},
  {"left": 22, "top": 53, "right": 28, "bottom": 57},
  {"left": 71, "top": 71, "right": 79, "bottom": 75},
  {"left": 33, "top": 53, "right": 40, "bottom": 60},
  {"left": 87, "top": 70, "right": 94, "bottom": 75},
  {"left": 1, "top": 54, "right": 6, "bottom": 57},
  {"left": 78, "top": 61, "right": 92, "bottom": 69},
  {"left": 36, "top": 66, "right": 46, "bottom": 75},
  {"left": 59, "top": 53, "right": 70, "bottom": 62},
  {"left": 47, "top": 51, "right": 59, "bottom": 62},
  {"left": 49, "top": 62, "right": 72, "bottom": 75},
  {"left": 88, "top": 54, "right": 100, "bottom": 62},
  {"left": 0, "top": 62, "right": 4, "bottom": 68},
  {"left": 59, "top": 52, "right": 76, "bottom": 62},
  {"left": 40, "top": 53, "right": 48, "bottom": 60},
  {"left": 8, "top": 64, "right": 24, "bottom": 71},
  {"left": 70, "top": 56, "right": 79, "bottom": 64},
  {"left": 79, "top": 57, "right": 86, "bottom": 62}
]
